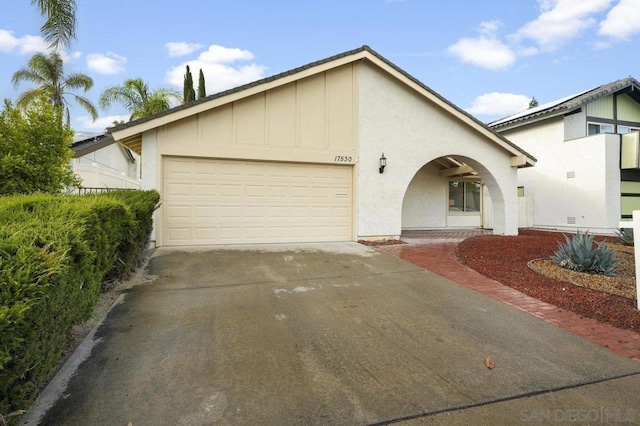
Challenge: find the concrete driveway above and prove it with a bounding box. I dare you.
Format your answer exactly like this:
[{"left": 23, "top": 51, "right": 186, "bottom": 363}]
[{"left": 26, "top": 243, "right": 640, "bottom": 425}]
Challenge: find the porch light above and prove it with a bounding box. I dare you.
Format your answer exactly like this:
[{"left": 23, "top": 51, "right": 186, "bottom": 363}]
[{"left": 379, "top": 153, "right": 387, "bottom": 174}]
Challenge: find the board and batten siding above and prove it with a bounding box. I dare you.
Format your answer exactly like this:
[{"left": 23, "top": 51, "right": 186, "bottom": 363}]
[
  {"left": 586, "top": 95, "right": 614, "bottom": 119},
  {"left": 586, "top": 94, "right": 640, "bottom": 122},
  {"left": 618, "top": 94, "right": 640, "bottom": 122},
  {"left": 154, "top": 63, "right": 358, "bottom": 164}
]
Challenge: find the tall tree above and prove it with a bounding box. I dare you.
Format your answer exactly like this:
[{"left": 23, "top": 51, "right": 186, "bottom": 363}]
[
  {"left": 99, "top": 77, "right": 181, "bottom": 121},
  {"left": 197, "top": 69, "right": 206, "bottom": 99},
  {"left": 529, "top": 97, "right": 539, "bottom": 109},
  {"left": 183, "top": 65, "right": 196, "bottom": 103},
  {"left": 31, "top": 0, "right": 77, "bottom": 49},
  {"left": 12, "top": 51, "right": 97, "bottom": 126}
]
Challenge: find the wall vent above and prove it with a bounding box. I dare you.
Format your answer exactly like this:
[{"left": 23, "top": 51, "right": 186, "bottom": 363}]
[
  {"left": 567, "top": 217, "right": 576, "bottom": 225},
  {"left": 567, "top": 171, "right": 576, "bottom": 179}
]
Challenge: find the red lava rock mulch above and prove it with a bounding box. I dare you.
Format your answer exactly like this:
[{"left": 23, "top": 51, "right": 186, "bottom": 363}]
[{"left": 457, "top": 229, "right": 640, "bottom": 333}]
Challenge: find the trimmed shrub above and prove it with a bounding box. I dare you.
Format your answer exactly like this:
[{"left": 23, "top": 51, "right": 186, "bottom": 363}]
[
  {"left": 0, "top": 190, "right": 159, "bottom": 419},
  {"left": 98, "top": 190, "right": 160, "bottom": 278},
  {"left": 551, "top": 230, "right": 622, "bottom": 277}
]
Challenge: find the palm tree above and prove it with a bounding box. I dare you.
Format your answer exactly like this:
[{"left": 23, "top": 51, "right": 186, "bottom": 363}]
[
  {"left": 12, "top": 51, "right": 97, "bottom": 125},
  {"left": 99, "top": 78, "right": 182, "bottom": 121},
  {"left": 31, "top": 0, "right": 77, "bottom": 49}
]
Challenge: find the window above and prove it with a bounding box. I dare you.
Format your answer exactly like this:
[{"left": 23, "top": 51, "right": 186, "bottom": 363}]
[
  {"left": 517, "top": 186, "right": 525, "bottom": 197},
  {"left": 588, "top": 123, "right": 614, "bottom": 135},
  {"left": 618, "top": 126, "right": 640, "bottom": 134},
  {"left": 449, "top": 181, "right": 481, "bottom": 212}
]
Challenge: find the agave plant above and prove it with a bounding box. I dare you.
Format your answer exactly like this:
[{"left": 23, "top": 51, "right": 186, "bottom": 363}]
[
  {"left": 615, "top": 228, "right": 634, "bottom": 246},
  {"left": 551, "top": 230, "right": 622, "bottom": 277}
]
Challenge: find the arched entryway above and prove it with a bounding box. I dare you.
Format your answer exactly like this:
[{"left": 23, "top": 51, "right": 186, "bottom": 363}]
[{"left": 401, "top": 155, "right": 509, "bottom": 234}]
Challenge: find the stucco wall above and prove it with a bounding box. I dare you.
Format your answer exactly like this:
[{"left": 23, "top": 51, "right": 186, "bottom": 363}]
[
  {"left": 564, "top": 109, "right": 586, "bottom": 140},
  {"left": 502, "top": 121, "right": 621, "bottom": 233},
  {"left": 401, "top": 163, "right": 448, "bottom": 229},
  {"left": 357, "top": 62, "right": 520, "bottom": 237}
]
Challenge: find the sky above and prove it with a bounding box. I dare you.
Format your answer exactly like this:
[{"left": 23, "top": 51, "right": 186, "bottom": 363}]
[{"left": 1, "top": 0, "right": 639, "bottom": 134}]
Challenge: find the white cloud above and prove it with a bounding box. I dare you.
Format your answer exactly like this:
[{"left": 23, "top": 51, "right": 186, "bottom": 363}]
[
  {"left": 60, "top": 50, "right": 82, "bottom": 63},
  {"left": 198, "top": 44, "right": 254, "bottom": 64},
  {"left": 479, "top": 20, "right": 502, "bottom": 35},
  {"left": 18, "top": 35, "right": 49, "bottom": 54},
  {"left": 447, "top": 20, "right": 516, "bottom": 70},
  {"left": 0, "top": 29, "right": 48, "bottom": 54},
  {"left": 447, "top": 36, "right": 516, "bottom": 70},
  {"left": 513, "top": 0, "right": 613, "bottom": 51},
  {"left": 449, "top": 0, "right": 620, "bottom": 70},
  {"left": 0, "top": 28, "right": 82, "bottom": 63},
  {"left": 86, "top": 52, "right": 127, "bottom": 75},
  {"left": 165, "top": 41, "right": 203, "bottom": 57},
  {"left": 599, "top": 0, "right": 640, "bottom": 40},
  {"left": 0, "top": 29, "right": 19, "bottom": 52},
  {"left": 467, "top": 92, "right": 532, "bottom": 117},
  {"left": 166, "top": 44, "right": 267, "bottom": 93},
  {"left": 593, "top": 40, "right": 613, "bottom": 49},
  {"left": 517, "top": 46, "right": 539, "bottom": 56},
  {"left": 75, "top": 114, "right": 130, "bottom": 131}
]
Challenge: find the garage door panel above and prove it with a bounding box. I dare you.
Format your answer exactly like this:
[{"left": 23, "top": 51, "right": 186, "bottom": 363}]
[
  {"left": 333, "top": 208, "right": 350, "bottom": 219},
  {"left": 245, "top": 185, "right": 266, "bottom": 198},
  {"left": 268, "top": 186, "right": 289, "bottom": 197},
  {"left": 194, "top": 206, "right": 217, "bottom": 219},
  {"left": 194, "top": 184, "right": 217, "bottom": 196},
  {"left": 166, "top": 182, "right": 192, "bottom": 197},
  {"left": 166, "top": 206, "right": 192, "bottom": 219},
  {"left": 290, "top": 206, "right": 310, "bottom": 217},
  {"left": 167, "top": 227, "right": 192, "bottom": 241},
  {"left": 193, "top": 228, "right": 218, "bottom": 240},
  {"left": 163, "top": 157, "right": 353, "bottom": 245},
  {"left": 290, "top": 186, "right": 309, "bottom": 197}
]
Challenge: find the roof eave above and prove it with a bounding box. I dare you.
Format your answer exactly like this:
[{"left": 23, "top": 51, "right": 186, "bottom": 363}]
[
  {"left": 111, "top": 45, "right": 536, "bottom": 165},
  {"left": 491, "top": 108, "right": 569, "bottom": 132}
]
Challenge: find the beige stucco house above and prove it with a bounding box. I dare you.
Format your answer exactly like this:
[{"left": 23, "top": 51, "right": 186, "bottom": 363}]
[
  {"left": 490, "top": 77, "right": 640, "bottom": 234},
  {"left": 110, "top": 46, "right": 535, "bottom": 247}
]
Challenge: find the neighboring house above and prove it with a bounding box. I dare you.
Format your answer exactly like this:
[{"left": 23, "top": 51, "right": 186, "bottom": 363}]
[
  {"left": 490, "top": 77, "right": 640, "bottom": 234},
  {"left": 71, "top": 132, "right": 141, "bottom": 190},
  {"left": 110, "top": 45, "right": 535, "bottom": 247}
]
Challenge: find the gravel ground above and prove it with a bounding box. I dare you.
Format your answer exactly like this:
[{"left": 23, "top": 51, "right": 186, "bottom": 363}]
[{"left": 457, "top": 230, "right": 640, "bottom": 333}]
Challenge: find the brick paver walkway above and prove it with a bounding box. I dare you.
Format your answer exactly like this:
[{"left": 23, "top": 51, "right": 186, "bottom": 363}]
[{"left": 379, "top": 230, "right": 640, "bottom": 362}]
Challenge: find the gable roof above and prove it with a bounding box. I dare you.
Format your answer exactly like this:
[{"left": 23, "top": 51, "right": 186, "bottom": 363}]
[
  {"left": 72, "top": 132, "right": 135, "bottom": 163},
  {"left": 490, "top": 77, "right": 640, "bottom": 131},
  {"left": 110, "top": 45, "right": 535, "bottom": 166},
  {"left": 71, "top": 133, "right": 116, "bottom": 157}
]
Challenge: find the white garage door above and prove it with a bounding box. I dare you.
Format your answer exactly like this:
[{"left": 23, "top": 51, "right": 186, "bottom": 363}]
[{"left": 162, "top": 157, "right": 353, "bottom": 245}]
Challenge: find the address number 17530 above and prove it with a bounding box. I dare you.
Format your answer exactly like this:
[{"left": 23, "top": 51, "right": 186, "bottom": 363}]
[{"left": 334, "top": 156, "right": 353, "bottom": 163}]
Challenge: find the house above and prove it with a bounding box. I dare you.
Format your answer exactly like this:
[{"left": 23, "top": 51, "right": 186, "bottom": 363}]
[
  {"left": 71, "top": 132, "right": 141, "bottom": 190},
  {"left": 490, "top": 77, "right": 640, "bottom": 233},
  {"left": 110, "top": 46, "right": 535, "bottom": 247}
]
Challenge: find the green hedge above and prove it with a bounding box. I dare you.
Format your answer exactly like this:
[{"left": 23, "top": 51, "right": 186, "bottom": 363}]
[
  {"left": 0, "top": 190, "right": 160, "bottom": 418},
  {"left": 97, "top": 190, "right": 160, "bottom": 280}
]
